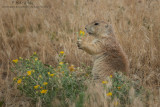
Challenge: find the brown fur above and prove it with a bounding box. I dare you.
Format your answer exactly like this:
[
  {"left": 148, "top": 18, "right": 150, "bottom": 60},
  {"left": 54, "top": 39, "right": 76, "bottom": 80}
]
[{"left": 77, "top": 21, "right": 129, "bottom": 81}]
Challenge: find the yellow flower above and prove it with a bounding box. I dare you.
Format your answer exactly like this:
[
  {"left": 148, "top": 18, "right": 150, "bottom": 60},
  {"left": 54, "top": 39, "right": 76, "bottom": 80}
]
[
  {"left": 34, "top": 85, "right": 40, "bottom": 89},
  {"left": 13, "top": 77, "right": 17, "bottom": 81},
  {"left": 60, "top": 51, "right": 64, "bottom": 55},
  {"left": 40, "top": 87, "right": 43, "bottom": 89},
  {"left": 23, "top": 76, "right": 25, "bottom": 79},
  {"left": 61, "top": 71, "right": 64, "bottom": 74},
  {"left": 117, "top": 87, "right": 121, "bottom": 89},
  {"left": 27, "top": 71, "right": 32, "bottom": 76},
  {"left": 110, "top": 75, "right": 112, "bottom": 78},
  {"left": 50, "top": 74, "right": 55, "bottom": 77},
  {"left": 69, "top": 65, "right": 75, "bottom": 72},
  {"left": 19, "top": 57, "right": 23, "bottom": 60},
  {"left": 17, "top": 79, "right": 22, "bottom": 84},
  {"left": 40, "top": 90, "right": 48, "bottom": 94},
  {"left": 43, "top": 82, "right": 48, "bottom": 85},
  {"left": 32, "top": 70, "right": 35, "bottom": 73},
  {"left": 102, "top": 81, "right": 108, "bottom": 84},
  {"left": 48, "top": 72, "right": 50, "bottom": 75},
  {"left": 79, "top": 30, "right": 85, "bottom": 36},
  {"left": 35, "top": 58, "right": 38, "bottom": 61},
  {"left": 107, "top": 92, "right": 112, "bottom": 96},
  {"left": 59, "top": 62, "right": 64, "bottom": 65},
  {"left": 12, "top": 59, "right": 18, "bottom": 63},
  {"left": 33, "top": 52, "right": 37, "bottom": 55}
]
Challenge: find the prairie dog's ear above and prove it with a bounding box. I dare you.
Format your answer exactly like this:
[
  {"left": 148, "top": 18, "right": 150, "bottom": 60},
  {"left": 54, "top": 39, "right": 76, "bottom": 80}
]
[
  {"left": 105, "top": 24, "right": 113, "bottom": 35},
  {"left": 105, "top": 25, "right": 109, "bottom": 28},
  {"left": 105, "top": 24, "right": 112, "bottom": 28}
]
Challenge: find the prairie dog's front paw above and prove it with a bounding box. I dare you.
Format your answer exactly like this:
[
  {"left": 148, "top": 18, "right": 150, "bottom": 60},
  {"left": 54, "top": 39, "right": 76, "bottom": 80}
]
[{"left": 77, "top": 39, "right": 84, "bottom": 49}]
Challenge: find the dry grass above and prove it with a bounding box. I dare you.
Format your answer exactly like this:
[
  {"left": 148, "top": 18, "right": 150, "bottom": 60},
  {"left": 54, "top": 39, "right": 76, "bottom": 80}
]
[{"left": 0, "top": 0, "right": 160, "bottom": 106}]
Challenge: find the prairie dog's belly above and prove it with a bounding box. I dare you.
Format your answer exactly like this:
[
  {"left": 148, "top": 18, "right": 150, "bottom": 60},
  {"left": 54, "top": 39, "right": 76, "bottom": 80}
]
[
  {"left": 92, "top": 53, "right": 119, "bottom": 80},
  {"left": 92, "top": 54, "right": 110, "bottom": 80}
]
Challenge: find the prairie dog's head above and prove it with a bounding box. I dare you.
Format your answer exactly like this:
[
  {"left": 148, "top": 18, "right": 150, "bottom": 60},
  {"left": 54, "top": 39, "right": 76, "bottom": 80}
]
[{"left": 85, "top": 21, "right": 113, "bottom": 37}]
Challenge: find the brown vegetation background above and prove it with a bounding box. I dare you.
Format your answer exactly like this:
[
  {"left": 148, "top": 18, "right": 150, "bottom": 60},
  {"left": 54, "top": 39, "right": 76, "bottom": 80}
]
[{"left": 0, "top": 0, "right": 160, "bottom": 106}]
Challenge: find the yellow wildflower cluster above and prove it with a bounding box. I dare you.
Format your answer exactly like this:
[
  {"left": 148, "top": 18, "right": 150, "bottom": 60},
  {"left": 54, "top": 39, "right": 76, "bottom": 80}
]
[
  {"left": 59, "top": 62, "right": 64, "bottom": 65},
  {"left": 107, "top": 92, "right": 112, "bottom": 96},
  {"left": 69, "top": 65, "right": 75, "bottom": 72},
  {"left": 27, "top": 70, "right": 35, "bottom": 76},
  {"left": 60, "top": 51, "right": 64, "bottom": 55},
  {"left": 13, "top": 77, "right": 17, "bottom": 81},
  {"left": 19, "top": 57, "right": 23, "bottom": 60},
  {"left": 102, "top": 81, "right": 108, "bottom": 84},
  {"left": 117, "top": 87, "right": 121, "bottom": 89},
  {"left": 26, "top": 59, "right": 29, "bottom": 61},
  {"left": 34, "top": 85, "right": 40, "bottom": 89},
  {"left": 79, "top": 30, "right": 85, "bottom": 36},
  {"left": 35, "top": 58, "right": 38, "bottom": 61},
  {"left": 17, "top": 79, "right": 22, "bottom": 84},
  {"left": 43, "top": 82, "right": 48, "bottom": 85},
  {"left": 27, "top": 70, "right": 32, "bottom": 76},
  {"left": 47, "top": 72, "right": 55, "bottom": 77},
  {"left": 12, "top": 59, "right": 18, "bottom": 63},
  {"left": 39, "top": 75, "right": 42, "bottom": 78},
  {"left": 110, "top": 75, "right": 112, "bottom": 78},
  {"left": 41, "top": 90, "right": 48, "bottom": 94},
  {"left": 50, "top": 74, "right": 55, "bottom": 77},
  {"left": 33, "top": 52, "right": 37, "bottom": 55}
]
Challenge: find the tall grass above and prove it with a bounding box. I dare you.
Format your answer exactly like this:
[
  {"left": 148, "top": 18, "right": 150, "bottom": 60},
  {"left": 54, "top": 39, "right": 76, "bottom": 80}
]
[{"left": 0, "top": 0, "right": 160, "bottom": 106}]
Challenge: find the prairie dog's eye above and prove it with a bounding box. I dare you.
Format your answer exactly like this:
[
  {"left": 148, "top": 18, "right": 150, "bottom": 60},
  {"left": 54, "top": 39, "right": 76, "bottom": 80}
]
[{"left": 94, "top": 23, "right": 99, "bottom": 25}]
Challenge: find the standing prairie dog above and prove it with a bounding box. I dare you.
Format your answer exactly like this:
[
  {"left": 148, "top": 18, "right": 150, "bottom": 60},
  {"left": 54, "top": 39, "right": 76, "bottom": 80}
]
[{"left": 77, "top": 21, "right": 129, "bottom": 81}]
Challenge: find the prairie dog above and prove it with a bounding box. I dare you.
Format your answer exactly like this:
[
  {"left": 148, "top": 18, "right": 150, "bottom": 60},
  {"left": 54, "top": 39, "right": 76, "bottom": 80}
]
[{"left": 77, "top": 21, "right": 129, "bottom": 81}]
